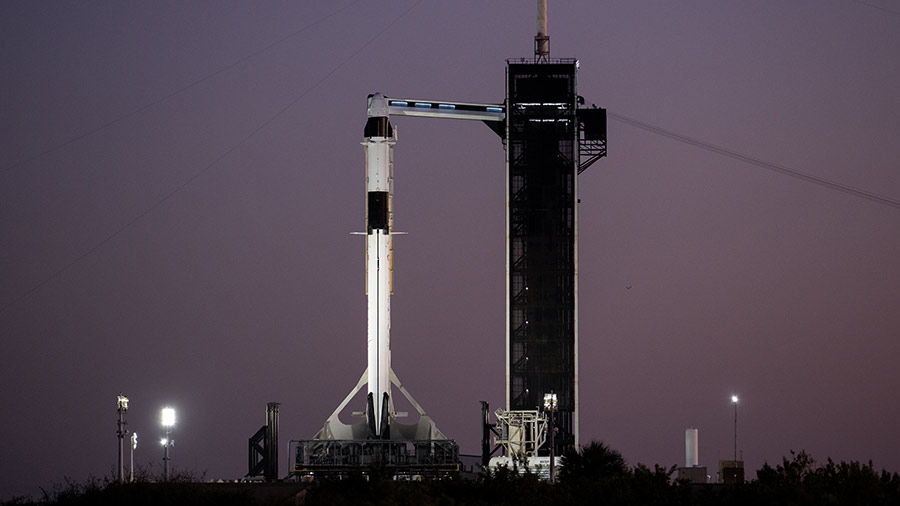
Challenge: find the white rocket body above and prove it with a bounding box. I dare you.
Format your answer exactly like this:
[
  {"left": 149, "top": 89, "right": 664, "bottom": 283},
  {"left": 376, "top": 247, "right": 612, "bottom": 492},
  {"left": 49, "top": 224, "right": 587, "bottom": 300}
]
[
  {"left": 364, "top": 93, "right": 393, "bottom": 437},
  {"left": 313, "top": 92, "right": 499, "bottom": 443}
]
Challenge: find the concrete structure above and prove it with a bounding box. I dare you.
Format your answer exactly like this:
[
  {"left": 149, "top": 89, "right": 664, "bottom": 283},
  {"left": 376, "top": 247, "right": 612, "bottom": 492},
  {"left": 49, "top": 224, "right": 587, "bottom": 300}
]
[{"left": 718, "top": 459, "right": 745, "bottom": 484}]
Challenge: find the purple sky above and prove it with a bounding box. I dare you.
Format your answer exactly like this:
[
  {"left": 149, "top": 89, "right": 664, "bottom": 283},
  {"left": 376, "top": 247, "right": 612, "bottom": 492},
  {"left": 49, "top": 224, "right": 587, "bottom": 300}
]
[{"left": 2, "top": 0, "right": 899, "bottom": 499}]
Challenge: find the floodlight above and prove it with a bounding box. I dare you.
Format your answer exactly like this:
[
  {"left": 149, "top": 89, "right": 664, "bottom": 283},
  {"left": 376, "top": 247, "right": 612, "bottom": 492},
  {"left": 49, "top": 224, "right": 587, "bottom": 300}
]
[
  {"left": 160, "top": 407, "right": 176, "bottom": 480},
  {"left": 130, "top": 432, "right": 137, "bottom": 482},
  {"left": 161, "top": 407, "right": 175, "bottom": 427},
  {"left": 543, "top": 392, "right": 557, "bottom": 409},
  {"left": 116, "top": 393, "right": 129, "bottom": 483},
  {"left": 731, "top": 395, "right": 739, "bottom": 462},
  {"left": 543, "top": 391, "right": 559, "bottom": 484},
  {"left": 117, "top": 394, "right": 129, "bottom": 412}
]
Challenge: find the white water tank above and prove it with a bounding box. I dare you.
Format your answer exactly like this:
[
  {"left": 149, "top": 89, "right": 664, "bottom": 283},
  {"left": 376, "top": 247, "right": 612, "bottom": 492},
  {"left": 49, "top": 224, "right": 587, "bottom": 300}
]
[{"left": 685, "top": 427, "right": 699, "bottom": 467}]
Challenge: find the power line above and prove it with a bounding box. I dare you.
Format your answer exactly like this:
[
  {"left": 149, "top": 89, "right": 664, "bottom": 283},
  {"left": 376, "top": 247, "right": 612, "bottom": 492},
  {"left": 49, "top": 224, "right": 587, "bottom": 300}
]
[
  {"left": 853, "top": 0, "right": 900, "bottom": 17},
  {"left": 2, "top": 0, "right": 365, "bottom": 174},
  {"left": 608, "top": 112, "right": 900, "bottom": 211},
  {"left": 0, "top": 0, "right": 425, "bottom": 317}
]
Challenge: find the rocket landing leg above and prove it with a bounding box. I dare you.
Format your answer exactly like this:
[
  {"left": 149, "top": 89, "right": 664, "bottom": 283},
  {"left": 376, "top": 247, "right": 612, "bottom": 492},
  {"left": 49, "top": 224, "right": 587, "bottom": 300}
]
[{"left": 313, "top": 368, "right": 447, "bottom": 442}]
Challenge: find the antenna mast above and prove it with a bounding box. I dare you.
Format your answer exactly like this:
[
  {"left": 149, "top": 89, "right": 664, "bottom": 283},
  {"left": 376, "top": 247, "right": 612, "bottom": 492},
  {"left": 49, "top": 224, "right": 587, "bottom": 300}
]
[{"left": 535, "top": 0, "right": 550, "bottom": 62}]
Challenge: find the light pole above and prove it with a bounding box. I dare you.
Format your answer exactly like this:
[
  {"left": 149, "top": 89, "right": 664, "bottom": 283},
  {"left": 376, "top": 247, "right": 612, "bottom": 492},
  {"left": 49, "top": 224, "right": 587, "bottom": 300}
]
[
  {"left": 130, "top": 432, "right": 137, "bottom": 482},
  {"left": 161, "top": 407, "right": 175, "bottom": 481},
  {"left": 543, "top": 392, "right": 558, "bottom": 484},
  {"left": 731, "top": 395, "right": 738, "bottom": 462},
  {"left": 116, "top": 394, "right": 129, "bottom": 484}
]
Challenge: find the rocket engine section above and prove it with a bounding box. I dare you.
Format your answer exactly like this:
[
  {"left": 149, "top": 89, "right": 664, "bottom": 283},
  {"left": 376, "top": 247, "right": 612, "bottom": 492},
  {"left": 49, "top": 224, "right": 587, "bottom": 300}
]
[{"left": 364, "top": 93, "right": 394, "bottom": 438}]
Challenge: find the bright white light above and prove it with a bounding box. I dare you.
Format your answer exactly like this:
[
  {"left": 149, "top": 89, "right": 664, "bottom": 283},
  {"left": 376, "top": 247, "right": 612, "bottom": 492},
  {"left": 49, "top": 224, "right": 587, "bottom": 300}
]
[
  {"left": 117, "top": 395, "right": 129, "bottom": 412},
  {"left": 131, "top": 432, "right": 138, "bottom": 450},
  {"left": 161, "top": 407, "right": 176, "bottom": 427},
  {"left": 543, "top": 392, "right": 558, "bottom": 409},
  {"left": 160, "top": 438, "right": 168, "bottom": 446},
  {"left": 731, "top": 395, "right": 739, "bottom": 403}
]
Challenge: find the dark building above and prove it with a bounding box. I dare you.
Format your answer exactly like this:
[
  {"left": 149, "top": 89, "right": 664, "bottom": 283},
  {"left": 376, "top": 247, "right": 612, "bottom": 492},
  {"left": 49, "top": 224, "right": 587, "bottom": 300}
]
[{"left": 718, "top": 459, "right": 745, "bottom": 484}]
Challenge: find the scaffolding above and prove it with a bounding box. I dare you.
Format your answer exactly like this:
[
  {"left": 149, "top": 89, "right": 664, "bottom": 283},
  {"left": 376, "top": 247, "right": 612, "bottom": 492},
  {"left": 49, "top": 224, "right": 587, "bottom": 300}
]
[{"left": 493, "top": 409, "right": 548, "bottom": 462}]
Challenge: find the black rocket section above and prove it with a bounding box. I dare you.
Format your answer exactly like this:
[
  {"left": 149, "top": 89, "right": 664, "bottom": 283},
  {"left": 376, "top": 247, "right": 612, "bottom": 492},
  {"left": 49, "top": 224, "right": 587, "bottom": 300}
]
[
  {"left": 367, "top": 192, "right": 389, "bottom": 233},
  {"left": 366, "top": 393, "right": 377, "bottom": 439},
  {"left": 364, "top": 116, "right": 392, "bottom": 138},
  {"left": 379, "top": 393, "right": 391, "bottom": 440}
]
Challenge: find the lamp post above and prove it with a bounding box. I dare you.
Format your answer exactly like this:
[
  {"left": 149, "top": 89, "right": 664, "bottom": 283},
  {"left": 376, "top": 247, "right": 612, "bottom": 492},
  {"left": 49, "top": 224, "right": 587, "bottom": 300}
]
[
  {"left": 130, "top": 432, "right": 137, "bottom": 482},
  {"left": 731, "top": 395, "right": 738, "bottom": 462},
  {"left": 543, "top": 392, "right": 558, "bottom": 484},
  {"left": 116, "top": 394, "right": 129, "bottom": 483},
  {"left": 161, "top": 407, "right": 175, "bottom": 481}
]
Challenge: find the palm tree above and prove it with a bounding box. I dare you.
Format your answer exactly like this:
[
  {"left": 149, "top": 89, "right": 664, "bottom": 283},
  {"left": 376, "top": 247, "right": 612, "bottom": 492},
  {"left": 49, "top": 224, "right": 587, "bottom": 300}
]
[{"left": 559, "top": 441, "right": 628, "bottom": 482}]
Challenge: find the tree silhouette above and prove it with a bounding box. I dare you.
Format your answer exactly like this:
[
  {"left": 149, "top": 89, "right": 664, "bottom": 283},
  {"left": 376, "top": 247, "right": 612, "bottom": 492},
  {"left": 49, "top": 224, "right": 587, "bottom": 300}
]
[{"left": 559, "top": 440, "right": 629, "bottom": 482}]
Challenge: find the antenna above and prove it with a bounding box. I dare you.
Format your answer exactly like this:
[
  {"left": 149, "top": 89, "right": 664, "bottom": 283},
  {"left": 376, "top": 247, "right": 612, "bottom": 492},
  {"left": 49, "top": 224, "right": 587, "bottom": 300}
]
[{"left": 535, "top": 0, "right": 549, "bottom": 61}]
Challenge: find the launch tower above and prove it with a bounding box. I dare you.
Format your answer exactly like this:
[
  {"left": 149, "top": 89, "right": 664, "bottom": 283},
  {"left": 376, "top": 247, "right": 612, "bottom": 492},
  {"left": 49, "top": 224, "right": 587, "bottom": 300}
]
[{"left": 500, "top": 1, "right": 607, "bottom": 458}]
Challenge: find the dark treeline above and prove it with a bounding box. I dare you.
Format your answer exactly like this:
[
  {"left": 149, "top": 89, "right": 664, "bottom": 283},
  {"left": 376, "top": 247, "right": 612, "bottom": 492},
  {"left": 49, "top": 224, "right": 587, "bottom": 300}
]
[{"left": 5, "top": 442, "right": 900, "bottom": 505}]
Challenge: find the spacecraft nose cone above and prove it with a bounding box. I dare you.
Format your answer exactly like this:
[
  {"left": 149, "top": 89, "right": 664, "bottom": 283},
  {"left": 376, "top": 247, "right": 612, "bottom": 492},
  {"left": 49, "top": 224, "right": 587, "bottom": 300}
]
[{"left": 367, "top": 93, "right": 389, "bottom": 118}]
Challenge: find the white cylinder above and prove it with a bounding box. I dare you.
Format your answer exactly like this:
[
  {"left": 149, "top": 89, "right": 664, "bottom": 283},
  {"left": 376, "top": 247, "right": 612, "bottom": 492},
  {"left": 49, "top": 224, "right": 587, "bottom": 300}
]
[
  {"left": 366, "top": 231, "right": 391, "bottom": 433},
  {"left": 685, "top": 427, "right": 699, "bottom": 467},
  {"left": 537, "top": 0, "right": 547, "bottom": 36},
  {"left": 363, "top": 114, "right": 394, "bottom": 437},
  {"left": 535, "top": 0, "right": 549, "bottom": 58},
  {"left": 366, "top": 141, "right": 390, "bottom": 193}
]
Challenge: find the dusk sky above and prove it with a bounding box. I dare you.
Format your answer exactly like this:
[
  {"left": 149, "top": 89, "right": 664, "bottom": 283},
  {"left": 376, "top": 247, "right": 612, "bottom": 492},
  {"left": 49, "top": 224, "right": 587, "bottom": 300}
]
[{"left": 2, "top": 0, "right": 899, "bottom": 500}]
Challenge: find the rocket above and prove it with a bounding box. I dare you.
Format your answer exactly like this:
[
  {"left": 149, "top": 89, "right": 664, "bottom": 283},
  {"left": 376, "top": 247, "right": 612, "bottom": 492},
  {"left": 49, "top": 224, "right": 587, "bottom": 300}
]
[
  {"left": 312, "top": 92, "right": 501, "bottom": 443},
  {"left": 363, "top": 93, "right": 394, "bottom": 438}
]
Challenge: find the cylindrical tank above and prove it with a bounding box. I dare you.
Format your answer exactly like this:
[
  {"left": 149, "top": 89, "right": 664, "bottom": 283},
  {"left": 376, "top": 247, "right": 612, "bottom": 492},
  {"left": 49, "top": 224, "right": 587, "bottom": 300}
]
[
  {"left": 685, "top": 427, "right": 699, "bottom": 467},
  {"left": 537, "top": 0, "right": 547, "bottom": 37},
  {"left": 535, "top": 0, "right": 549, "bottom": 57}
]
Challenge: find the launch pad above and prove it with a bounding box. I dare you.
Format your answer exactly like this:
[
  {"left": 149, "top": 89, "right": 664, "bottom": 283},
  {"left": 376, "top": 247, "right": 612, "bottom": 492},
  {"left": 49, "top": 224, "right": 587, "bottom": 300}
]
[
  {"left": 287, "top": 0, "right": 606, "bottom": 479},
  {"left": 293, "top": 440, "right": 459, "bottom": 478},
  {"left": 289, "top": 93, "right": 503, "bottom": 478}
]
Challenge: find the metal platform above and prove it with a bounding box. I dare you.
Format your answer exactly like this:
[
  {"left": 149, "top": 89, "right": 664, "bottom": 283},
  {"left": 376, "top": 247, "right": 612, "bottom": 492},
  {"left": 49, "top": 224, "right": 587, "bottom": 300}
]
[{"left": 291, "top": 439, "right": 459, "bottom": 478}]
